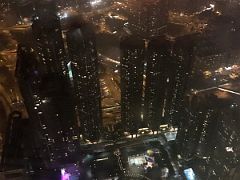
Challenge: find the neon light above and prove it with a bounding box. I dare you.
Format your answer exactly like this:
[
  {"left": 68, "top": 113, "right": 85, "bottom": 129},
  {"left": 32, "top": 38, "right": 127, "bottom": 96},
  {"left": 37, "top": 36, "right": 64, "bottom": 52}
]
[
  {"left": 67, "top": 62, "right": 73, "bottom": 81},
  {"left": 61, "top": 168, "right": 71, "bottom": 180}
]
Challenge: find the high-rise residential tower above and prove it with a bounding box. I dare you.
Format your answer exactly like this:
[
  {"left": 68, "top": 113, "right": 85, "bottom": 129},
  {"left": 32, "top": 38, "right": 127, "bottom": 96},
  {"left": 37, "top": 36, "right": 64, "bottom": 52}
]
[
  {"left": 66, "top": 23, "right": 102, "bottom": 142},
  {"left": 144, "top": 36, "right": 172, "bottom": 130},
  {"left": 32, "top": 0, "right": 67, "bottom": 75},
  {"left": 169, "top": 35, "right": 195, "bottom": 125},
  {"left": 15, "top": 1, "right": 80, "bottom": 169},
  {"left": 144, "top": 35, "right": 195, "bottom": 129},
  {"left": 120, "top": 36, "right": 145, "bottom": 134},
  {"left": 16, "top": 43, "right": 80, "bottom": 169}
]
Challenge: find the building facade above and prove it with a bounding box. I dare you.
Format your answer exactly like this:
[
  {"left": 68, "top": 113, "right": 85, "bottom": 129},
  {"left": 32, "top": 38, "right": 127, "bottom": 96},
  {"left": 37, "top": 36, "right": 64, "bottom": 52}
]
[
  {"left": 120, "top": 36, "right": 145, "bottom": 134},
  {"left": 66, "top": 23, "right": 102, "bottom": 142}
]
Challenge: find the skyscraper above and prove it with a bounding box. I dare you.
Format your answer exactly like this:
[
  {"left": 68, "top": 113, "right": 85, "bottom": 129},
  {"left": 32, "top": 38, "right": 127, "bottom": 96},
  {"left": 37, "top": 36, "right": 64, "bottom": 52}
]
[
  {"left": 66, "top": 23, "right": 102, "bottom": 142},
  {"left": 15, "top": 44, "right": 48, "bottom": 171},
  {"left": 15, "top": 1, "right": 80, "bottom": 169},
  {"left": 120, "top": 36, "right": 145, "bottom": 134},
  {"left": 176, "top": 94, "right": 217, "bottom": 159},
  {"left": 15, "top": 44, "right": 40, "bottom": 130},
  {"left": 144, "top": 36, "right": 172, "bottom": 130},
  {"left": 38, "top": 73, "right": 80, "bottom": 163},
  {"left": 16, "top": 43, "right": 80, "bottom": 169},
  {"left": 32, "top": 0, "right": 67, "bottom": 75},
  {"left": 169, "top": 35, "right": 195, "bottom": 125},
  {"left": 144, "top": 34, "right": 195, "bottom": 129}
]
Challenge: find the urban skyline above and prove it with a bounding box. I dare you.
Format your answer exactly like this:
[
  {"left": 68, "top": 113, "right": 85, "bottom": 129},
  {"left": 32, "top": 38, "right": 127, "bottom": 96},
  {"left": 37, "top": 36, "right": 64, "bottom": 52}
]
[{"left": 0, "top": 0, "right": 240, "bottom": 179}]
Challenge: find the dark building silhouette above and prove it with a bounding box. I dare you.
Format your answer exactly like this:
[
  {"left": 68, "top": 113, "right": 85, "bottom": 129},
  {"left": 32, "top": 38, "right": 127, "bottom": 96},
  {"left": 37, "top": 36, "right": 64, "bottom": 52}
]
[
  {"left": 168, "top": 35, "right": 195, "bottom": 125},
  {"left": 37, "top": 73, "right": 80, "bottom": 164},
  {"left": 1, "top": 111, "right": 51, "bottom": 174},
  {"left": 1, "top": 111, "right": 40, "bottom": 173},
  {"left": 66, "top": 23, "right": 102, "bottom": 142},
  {"left": 144, "top": 35, "right": 195, "bottom": 129},
  {"left": 176, "top": 94, "right": 217, "bottom": 159},
  {"left": 177, "top": 91, "right": 240, "bottom": 179},
  {"left": 32, "top": 0, "right": 67, "bottom": 75},
  {"left": 120, "top": 36, "right": 145, "bottom": 134},
  {"left": 15, "top": 44, "right": 47, "bottom": 171},
  {"left": 15, "top": 2, "right": 80, "bottom": 168},
  {"left": 1, "top": 111, "right": 25, "bottom": 170},
  {"left": 144, "top": 36, "right": 172, "bottom": 130},
  {"left": 11, "top": 0, "right": 34, "bottom": 18}
]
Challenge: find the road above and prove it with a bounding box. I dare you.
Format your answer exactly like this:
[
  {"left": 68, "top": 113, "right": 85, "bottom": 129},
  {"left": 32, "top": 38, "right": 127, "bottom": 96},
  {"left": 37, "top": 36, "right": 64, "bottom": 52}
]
[
  {"left": 99, "top": 52, "right": 121, "bottom": 127},
  {"left": 191, "top": 81, "right": 240, "bottom": 97}
]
